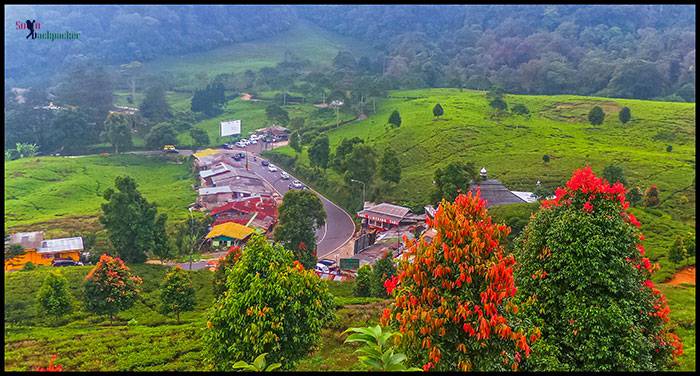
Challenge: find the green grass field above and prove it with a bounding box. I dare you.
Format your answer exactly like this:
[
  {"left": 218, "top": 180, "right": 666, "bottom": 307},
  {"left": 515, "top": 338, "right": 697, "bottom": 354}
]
[
  {"left": 3, "top": 265, "right": 383, "bottom": 371},
  {"left": 4, "top": 154, "right": 196, "bottom": 235}
]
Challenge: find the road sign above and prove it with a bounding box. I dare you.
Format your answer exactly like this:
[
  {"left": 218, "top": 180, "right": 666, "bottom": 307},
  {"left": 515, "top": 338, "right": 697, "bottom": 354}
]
[
  {"left": 339, "top": 258, "right": 360, "bottom": 271},
  {"left": 220, "top": 120, "right": 241, "bottom": 137}
]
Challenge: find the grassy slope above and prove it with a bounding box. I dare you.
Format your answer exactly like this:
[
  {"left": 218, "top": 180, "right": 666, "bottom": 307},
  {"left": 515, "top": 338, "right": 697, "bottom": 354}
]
[
  {"left": 3, "top": 265, "right": 384, "bottom": 371},
  {"left": 4, "top": 154, "right": 196, "bottom": 233}
]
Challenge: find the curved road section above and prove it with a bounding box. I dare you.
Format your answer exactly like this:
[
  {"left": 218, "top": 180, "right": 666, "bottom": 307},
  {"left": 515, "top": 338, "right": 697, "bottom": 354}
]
[{"left": 242, "top": 145, "right": 355, "bottom": 259}]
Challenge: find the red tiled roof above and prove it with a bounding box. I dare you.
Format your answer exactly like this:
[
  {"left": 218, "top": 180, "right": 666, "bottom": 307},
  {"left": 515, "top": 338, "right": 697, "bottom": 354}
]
[{"left": 210, "top": 196, "right": 278, "bottom": 219}]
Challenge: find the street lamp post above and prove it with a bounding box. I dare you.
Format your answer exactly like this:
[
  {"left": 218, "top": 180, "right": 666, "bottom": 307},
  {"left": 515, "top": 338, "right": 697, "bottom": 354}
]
[{"left": 350, "top": 179, "right": 365, "bottom": 210}]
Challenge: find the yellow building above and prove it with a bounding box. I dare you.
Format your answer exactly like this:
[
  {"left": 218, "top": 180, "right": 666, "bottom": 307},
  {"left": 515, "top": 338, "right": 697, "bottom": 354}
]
[
  {"left": 205, "top": 222, "right": 255, "bottom": 248},
  {"left": 5, "top": 232, "right": 83, "bottom": 271}
]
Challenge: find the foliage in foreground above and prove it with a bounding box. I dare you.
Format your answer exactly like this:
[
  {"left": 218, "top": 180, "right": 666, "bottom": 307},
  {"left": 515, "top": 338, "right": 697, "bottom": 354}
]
[
  {"left": 233, "top": 353, "right": 282, "bottom": 372},
  {"left": 203, "top": 235, "right": 335, "bottom": 370},
  {"left": 37, "top": 271, "right": 73, "bottom": 319},
  {"left": 343, "top": 325, "right": 422, "bottom": 371},
  {"left": 383, "top": 191, "right": 537, "bottom": 371},
  {"left": 514, "top": 166, "right": 683, "bottom": 371}
]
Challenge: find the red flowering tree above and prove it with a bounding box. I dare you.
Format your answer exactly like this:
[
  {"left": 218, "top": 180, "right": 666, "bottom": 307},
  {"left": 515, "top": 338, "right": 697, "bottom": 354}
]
[
  {"left": 213, "top": 246, "right": 242, "bottom": 297},
  {"left": 83, "top": 254, "right": 143, "bottom": 324},
  {"left": 382, "top": 191, "right": 537, "bottom": 371},
  {"left": 514, "top": 166, "right": 682, "bottom": 371},
  {"left": 35, "top": 355, "right": 63, "bottom": 371}
]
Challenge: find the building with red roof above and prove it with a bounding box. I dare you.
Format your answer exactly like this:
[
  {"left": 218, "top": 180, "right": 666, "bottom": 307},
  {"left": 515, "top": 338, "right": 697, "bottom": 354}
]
[{"left": 210, "top": 195, "right": 278, "bottom": 233}]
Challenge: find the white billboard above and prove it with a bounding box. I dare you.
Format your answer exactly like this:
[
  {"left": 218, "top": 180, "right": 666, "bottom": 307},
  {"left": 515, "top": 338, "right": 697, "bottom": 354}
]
[{"left": 220, "top": 120, "right": 241, "bottom": 137}]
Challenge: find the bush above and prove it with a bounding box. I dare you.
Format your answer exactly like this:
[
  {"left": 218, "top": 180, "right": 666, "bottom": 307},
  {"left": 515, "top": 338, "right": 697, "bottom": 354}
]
[
  {"left": 602, "top": 164, "right": 627, "bottom": 186},
  {"left": 353, "top": 265, "right": 373, "bottom": 297},
  {"left": 37, "top": 271, "right": 73, "bottom": 319},
  {"left": 203, "top": 235, "right": 335, "bottom": 370},
  {"left": 22, "top": 262, "right": 36, "bottom": 271},
  {"left": 644, "top": 185, "right": 660, "bottom": 207},
  {"left": 212, "top": 246, "right": 242, "bottom": 298},
  {"left": 542, "top": 154, "right": 550, "bottom": 163},
  {"left": 514, "top": 166, "right": 682, "bottom": 371},
  {"left": 83, "top": 254, "right": 143, "bottom": 323},
  {"left": 383, "top": 191, "right": 535, "bottom": 371},
  {"left": 588, "top": 106, "right": 605, "bottom": 125},
  {"left": 512, "top": 103, "right": 530, "bottom": 115},
  {"left": 619, "top": 106, "right": 631, "bottom": 123},
  {"left": 160, "top": 266, "right": 196, "bottom": 323},
  {"left": 627, "top": 186, "right": 643, "bottom": 206},
  {"left": 668, "top": 236, "right": 687, "bottom": 264},
  {"left": 370, "top": 252, "right": 396, "bottom": 298},
  {"left": 666, "top": 145, "right": 673, "bottom": 152}
]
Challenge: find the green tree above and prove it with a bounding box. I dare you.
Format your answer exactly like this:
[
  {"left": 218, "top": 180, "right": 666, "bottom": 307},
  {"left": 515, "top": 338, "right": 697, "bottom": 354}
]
[
  {"left": 289, "top": 131, "right": 302, "bottom": 155},
  {"left": 371, "top": 252, "right": 396, "bottom": 298},
  {"left": 140, "top": 85, "right": 172, "bottom": 122},
  {"left": 289, "top": 117, "right": 305, "bottom": 131},
  {"left": 213, "top": 246, "right": 242, "bottom": 298},
  {"left": 22, "top": 262, "right": 36, "bottom": 271},
  {"left": 37, "top": 271, "right": 73, "bottom": 320},
  {"left": 274, "top": 190, "right": 326, "bottom": 269},
  {"left": 542, "top": 154, "right": 550, "bottom": 163},
  {"left": 379, "top": 148, "right": 402, "bottom": 184},
  {"left": 145, "top": 122, "right": 178, "bottom": 149},
  {"left": 203, "top": 235, "right": 334, "bottom": 370},
  {"left": 432, "top": 103, "right": 444, "bottom": 119},
  {"left": 332, "top": 137, "right": 364, "bottom": 173},
  {"left": 388, "top": 110, "right": 402, "bottom": 128},
  {"left": 514, "top": 167, "right": 682, "bottom": 371},
  {"left": 175, "top": 212, "right": 213, "bottom": 270},
  {"left": 103, "top": 113, "right": 133, "bottom": 154},
  {"left": 666, "top": 145, "right": 673, "bottom": 152},
  {"left": 588, "top": 106, "right": 605, "bottom": 125},
  {"left": 353, "top": 265, "right": 373, "bottom": 297},
  {"left": 343, "top": 325, "right": 422, "bottom": 371},
  {"left": 151, "top": 213, "right": 174, "bottom": 264},
  {"left": 343, "top": 144, "right": 377, "bottom": 186},
  {"left": 685, "top": 233, "right": 696, "bottom": 257},
  {"left": 190, "top": 128, "right": 210, "bottom": 151},
  {"left": 265, "top": 103, "right": 289, "bottom": 125},
  {"left": 15, "top": 143, "right": 39, "bottom": 159},
  {"left": 308, "top": 134, "right": 330, "bottom": 170},
  {"left": 84, "top": 254, "right": 143, "bottom": 324},
  {"left": 432, "top": 161, "right": 477, "bottom": 204},
  {"left": 619, "top": 106, "right": 631, "bottom": 124},
  {"left": 159, "top": 266, "right": 196, "bottom": 323},
  {"left": 602, "top": 164, "right": 628, "bottom": 185},
  {"left": 100, "top": 176, "right": 166, "bottom": 263},
  {"left": 5, "top": 244, "right": 25, "bottom": 261},
  {"left": 668, "top": 236, "right": 687, "bottom": 265},
  {"left": 54, "top": 63, "right": 113, "bottom": 126},
  {"left": 512, "top": 103, "right": 530, "bottom": 116}
]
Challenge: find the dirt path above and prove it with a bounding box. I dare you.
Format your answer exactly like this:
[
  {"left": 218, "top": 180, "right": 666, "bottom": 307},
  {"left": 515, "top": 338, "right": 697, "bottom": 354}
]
[{"left": 665, "top": 266, "right": 696, "bottom": 286}]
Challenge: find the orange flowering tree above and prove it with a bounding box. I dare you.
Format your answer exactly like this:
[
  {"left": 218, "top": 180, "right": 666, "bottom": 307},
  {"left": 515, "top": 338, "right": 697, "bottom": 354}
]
[
  {"left": 382, "top": 191, "right": 537, "bottom": 372},
  {"left": 83, "top": 254, "right": 143, "bottom": 324},
  {"left": 514, "top": 166, "right": 682, "bottom": 371}
]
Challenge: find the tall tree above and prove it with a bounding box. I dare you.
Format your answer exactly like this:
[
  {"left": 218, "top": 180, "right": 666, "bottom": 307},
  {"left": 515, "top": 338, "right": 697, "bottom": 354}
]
[
  {"left": 432, "top": 162, "right": 477, "bottom": 204},
  {"left": 265, "top": 103, "right": 289, "bottom": 125},
  {"left": 83, "top": 254, "right": 143, "bottom": 324},
  {"left": 388, "top": 110, "right": 402, "bottom": 128},
  {"left": 146, "top": 122, "right": 178, "bottom": 149},
  {"left": 379, "top": 148, "right": 402, "bottom": 184},
  {"left": 100, "top": 176, "right": 166, "bottom": 263},
  {"left": 289, "top": 131, "right": 302, "bottom": 155},
  {"left": 343, "top": 144, "right": 377, "bottom": 186},
  {"left": 140, "top": 85, "right": 172, "bottom": 122},
  {"left": 432, "top": 103, "right": 444, "bottom": 119},
  {"left": 588, "top": 106, "right": 605, "bottom": 125},
  {"left": 103, "top": 112, "right": 133, "bottom": 154},
  {"left": 190, "top": 128, "right": 210, "bottom": 151},
  {"left": 159, "top": 266, "right": 196, "bottom": 323},
  {"left": 514, "top": 167, "right": 682, "bottom": 370},
  {"left": 37, "top": 271, "right": 73, "bottom": 319},
  {"left": 619, "top": 106, "right": 631, "bottom": 124},
  {"left": 332, "top": 137, "right": 364, "bottom": 173},
  {"left": 54, "top": 62, "right": 114, "bottom": 127},
  {"left": 308, "top": 134, "right": 330, "bottom": 170},
  {"left": 274, "top": 190, "right": 326, "bottom": 269}
]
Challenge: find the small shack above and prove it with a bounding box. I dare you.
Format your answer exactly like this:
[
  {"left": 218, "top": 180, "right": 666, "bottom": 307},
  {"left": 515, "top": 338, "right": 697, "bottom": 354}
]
[
  {"left": 205, "top": 222, "right": 255, "bottom": 248},
  {"left": 4, "top": 232, "right": 83, "bottom": 271}
]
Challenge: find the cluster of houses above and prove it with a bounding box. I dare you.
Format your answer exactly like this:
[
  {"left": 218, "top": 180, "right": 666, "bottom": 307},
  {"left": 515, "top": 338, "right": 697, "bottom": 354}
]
[
  {"left": 192, "top": 148, "right": 280, "bottom": 249},
  {"left": 4, "top": 231, "right": 84, "bottom": 271}
]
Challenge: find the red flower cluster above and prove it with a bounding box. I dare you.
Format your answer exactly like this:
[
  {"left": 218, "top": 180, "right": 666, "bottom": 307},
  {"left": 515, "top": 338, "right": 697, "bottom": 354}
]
[
  {"left": 541, "top": 166, "right": 627, "bottom": 212},
  {"left": 293, "top": 260, "right": 304, "bottom": 272},
  {"left": 35, "top": 355, "right": 63, "bottom": 372},
  {"left": 384, "top": 275, "right": 399, "bottom": 295}
]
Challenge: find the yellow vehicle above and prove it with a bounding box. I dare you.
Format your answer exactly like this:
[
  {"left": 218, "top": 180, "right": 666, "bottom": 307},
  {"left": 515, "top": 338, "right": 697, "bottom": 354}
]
[{"left": 163, "top": 144, "right": 178, "bottom": 153}]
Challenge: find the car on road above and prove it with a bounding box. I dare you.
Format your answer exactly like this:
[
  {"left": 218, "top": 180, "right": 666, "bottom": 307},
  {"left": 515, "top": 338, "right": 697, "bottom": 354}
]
[
  {"left": 318, "top": 259, "right": 338, "bottom": 271},
  {"left": 314, "top": 263, "right": 330, "bottom": 274},
  {"left": 52, "top": 259, "right": 83, "bottom": 267},
  {"left": 249, "top": 139, "right": 258, "bottom": 144},
  {"left": 268, "top": 164, "right": 278, "bottom": 172},
  {"left": 280, "top": 172, "right": 290, "bottom": 180},
  {"left": 232, "top": 154, "right": 243, "bottom": 161},
  {"left": 261, "top": 160, "right": 269, "bottom": 166},
  {"left": 288, "top": 180, "right": 304, "bottom": 189},
  {"left": 235, "top": 142, "right": 245, "bottom": 148},
  {"left": 162, "top": 144, "right": 178, "bottom": 153}
]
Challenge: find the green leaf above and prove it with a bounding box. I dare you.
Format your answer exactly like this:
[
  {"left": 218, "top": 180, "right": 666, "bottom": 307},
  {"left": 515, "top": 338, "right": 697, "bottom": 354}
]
[
  {"left": 265, "top": 363, "right": 282, "bottom": 371},
  {"left": 253, "top": 353, "right": 267, "bottom": 371}
]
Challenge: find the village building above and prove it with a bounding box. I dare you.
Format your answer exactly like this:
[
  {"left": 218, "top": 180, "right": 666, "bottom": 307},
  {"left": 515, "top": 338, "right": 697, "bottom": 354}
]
[
  {"left": 4, "top": 232, "right": 83, "bottom": 271},
  {"left": 468, "top": 167, "right": 537, "bottom": 207},
  {"left": 356, "top": 202, "right": 425, "bottom": 231},
  {"left": 193, "top": 149, "right": 232, "bottom": 171},
  {"left": 197, "top": 186, "right": 235, "bottom": 210},
  {"left": 209, "top": 195, "right": 278, "bottom": 233},
  {"left": 256, "top": 125, "right": 290, "bottom": 141},
  {"left": 205, "top": 222, "right": 255, "bottom": 248}
]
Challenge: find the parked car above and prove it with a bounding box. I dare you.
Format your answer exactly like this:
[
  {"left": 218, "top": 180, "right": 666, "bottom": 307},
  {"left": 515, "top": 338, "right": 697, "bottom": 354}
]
[
  {"left": 249, "top": 139, "right": 258, "bottom": 144},
  {"left": 289, "top": 180, "right": 304, "bottom": 189},
  {"left": 232, "top": 154, "right": 243, "bottom": 161},
  {"left": 236, "top": 152, "right": 245, "bottom": 159},
  {"left": 235, "top": 142, "right": 245, "bottom": 148},
  {"left": 162, "top": 144, "right": 178, "bottom": 153},
  {"left": 315, "top": 263, "right": 330, "bottom": 274},
  {"left": 52, "top": 259, "right": 83, "bottom": 267},
  {"left": 280, "top": 172, "right": 290, "bottom": 180},
  {"left": 261, "top": 160, "right": 270, "bottom": 166},
  {"left": 268, "top": 164, "right": 278, "bottom": 172},
  {"left": 318, "top": 259, "right": 338, "bottom": 271}
]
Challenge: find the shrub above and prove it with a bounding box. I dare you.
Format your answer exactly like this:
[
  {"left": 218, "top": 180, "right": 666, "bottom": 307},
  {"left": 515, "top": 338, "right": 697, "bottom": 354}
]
[
  {"left": 37, "top": 271, "right": 73, "bottom": 319},
  {"left": 514, "top": 166, "right": 683, "bottom": 371},
  {"left": 232, "top": 353, "right": 282, "bottom": 372},
  {"left": 512, "top": 103, "right": 530, "bottom": 115},
  {"left": 370, "top": 252, "right": 396, "bottom": 298},
  {"left": 643, "top": 185, "right": 660, "bottom": 207},
  {"left": 619, "top": 106, "right": 631, "bottom": 123},
  {"left": 353, "top": 265, "right": 373, "bottom": 297},
  {"left": 668, "top": 236, "right": 687, "bottom": 264},
  {"left": 627, "top": 186, "right": 643, "bottom": 206},
  {"left": 160, "top": 266, "right": 196, "bottom": 323},
  {"left": 343, "top": 325, "right": 422, "bottom": 371},
  {"left": 388, "top": 110, "right": 402, "bottom": 128},
  {"left": 83, "top": 254, "right": 143, "bottom": 323},
  {"left": 212, "top": 246, "right": 242, "bottom": 298},
  {"left": 542, "top": 154, "right": 550, "bottom": 163},
  {"left": 22, "top": 261, "right": 36, "bottom": 271},
  {"left": 383, "top": 191, "right": 536, "bottom": 371},
  {"left": 685, "top": 233, "right": 696, "bottom": 257},
  {"left": 588, "top": 106, "right": 605, "bottom": 125},
  {"left": 666, "top": 145, "right": 673, "bottom": 152},
  {"left": 203, "top": 235, "right": 335, "bottom": 370},
  {"left": 602, "top": 164, "right": 627, "bottom": 186},
  {"left": 432, "top": 103, "right": 444, "bottom": 119}
]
